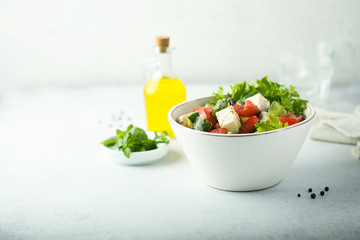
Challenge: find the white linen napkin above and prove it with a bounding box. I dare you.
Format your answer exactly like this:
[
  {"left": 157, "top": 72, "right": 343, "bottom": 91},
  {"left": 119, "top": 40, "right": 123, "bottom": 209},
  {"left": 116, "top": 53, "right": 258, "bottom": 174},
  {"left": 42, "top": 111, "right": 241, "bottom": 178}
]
[{"left": 309, "top": 105, "right": 360, "bottom": 159}]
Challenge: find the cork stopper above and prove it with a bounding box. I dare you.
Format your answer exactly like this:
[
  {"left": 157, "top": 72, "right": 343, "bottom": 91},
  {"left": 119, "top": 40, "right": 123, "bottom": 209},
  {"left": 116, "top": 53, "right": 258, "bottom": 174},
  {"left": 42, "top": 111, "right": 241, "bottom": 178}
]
[{"left": 156, "top": 36, "right": 170, "bottom": 53}]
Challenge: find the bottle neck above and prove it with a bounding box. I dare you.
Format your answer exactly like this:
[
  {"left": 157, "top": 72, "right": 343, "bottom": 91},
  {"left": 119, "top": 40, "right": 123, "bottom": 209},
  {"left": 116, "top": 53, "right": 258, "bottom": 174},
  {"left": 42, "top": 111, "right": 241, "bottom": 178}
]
[{"left": 154, "top": 48, "right": 176, "bottom": 79}]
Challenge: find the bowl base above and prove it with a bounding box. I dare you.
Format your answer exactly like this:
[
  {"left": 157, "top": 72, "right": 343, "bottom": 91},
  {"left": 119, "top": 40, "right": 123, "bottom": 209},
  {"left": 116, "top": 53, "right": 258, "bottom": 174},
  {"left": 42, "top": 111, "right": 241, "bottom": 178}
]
[{"left": 203, "top": 180, "right": 282, "bottom": 192}]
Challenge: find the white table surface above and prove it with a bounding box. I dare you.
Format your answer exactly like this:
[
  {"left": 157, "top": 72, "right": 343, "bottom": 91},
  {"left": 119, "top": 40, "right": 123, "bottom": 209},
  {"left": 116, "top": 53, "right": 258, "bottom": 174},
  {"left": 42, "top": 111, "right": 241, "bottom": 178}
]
[{"left": 0, "top": 83, "right": 360, "bottom": 240}]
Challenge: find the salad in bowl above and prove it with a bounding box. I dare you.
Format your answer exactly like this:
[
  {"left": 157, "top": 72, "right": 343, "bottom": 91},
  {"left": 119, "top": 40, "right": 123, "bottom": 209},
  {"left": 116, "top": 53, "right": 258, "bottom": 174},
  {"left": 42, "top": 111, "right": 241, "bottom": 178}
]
[
  {"left": 168, "top": 77, "right": 315, "bottom": 191},
  {"left": 176, "top": 76, "right": 308, "bottom": 134}
]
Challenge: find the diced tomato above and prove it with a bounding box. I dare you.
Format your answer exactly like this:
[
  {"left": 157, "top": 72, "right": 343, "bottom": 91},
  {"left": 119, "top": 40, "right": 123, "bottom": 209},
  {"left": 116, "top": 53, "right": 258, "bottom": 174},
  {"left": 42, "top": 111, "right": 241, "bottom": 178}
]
[
  {"left": 277, "top": 115, "right": 302, "bottom": 126},
  {"left": 233, "top": 100, "right": 259, "bottom": 117},
  {"left": 199, "top": 108, "right": 217, "bottom": 126},
  {"left": 286, "top": 112, "right": 296, "bottom": 118},
  {"left": 193, "top": 106, "right": 214, "bottom": 115},
  {"left": 205, "top": 106, "right": 214, "bottom": 116},
  {"left": 239, "top": 115, "right": 258, "bottom": 133},
  {"left": 214, "top": 123, "right": 221, "bottom": 129},
  {"left": 210, "top": 128, "right": 227, "bottom": 134},
  {"left": 194, "top": 106, "right": 204, "bottom": 112},
  {"left": 233, "top": 104, "right": 244, "bottom": 115}
]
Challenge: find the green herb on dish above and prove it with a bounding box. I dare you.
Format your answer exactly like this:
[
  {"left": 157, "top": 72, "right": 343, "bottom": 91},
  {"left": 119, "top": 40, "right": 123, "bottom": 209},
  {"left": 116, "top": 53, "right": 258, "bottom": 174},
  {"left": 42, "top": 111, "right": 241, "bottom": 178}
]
[{"left": 100, "top": 124, "right": 169, "bottom": 158}]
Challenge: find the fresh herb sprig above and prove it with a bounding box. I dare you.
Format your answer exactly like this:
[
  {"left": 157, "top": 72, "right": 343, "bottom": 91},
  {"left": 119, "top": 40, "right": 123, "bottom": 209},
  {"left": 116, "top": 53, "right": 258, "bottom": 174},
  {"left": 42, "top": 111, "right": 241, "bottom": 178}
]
[{"left": 100, "top": 125, "right": 169, "bottom": 158}]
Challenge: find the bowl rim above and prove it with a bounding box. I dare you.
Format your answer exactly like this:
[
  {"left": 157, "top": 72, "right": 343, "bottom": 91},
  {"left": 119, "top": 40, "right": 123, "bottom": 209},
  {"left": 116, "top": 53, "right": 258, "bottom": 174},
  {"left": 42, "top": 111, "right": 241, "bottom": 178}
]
[{"left": 168, "top": 96, "right": 316, "bottom": 138}]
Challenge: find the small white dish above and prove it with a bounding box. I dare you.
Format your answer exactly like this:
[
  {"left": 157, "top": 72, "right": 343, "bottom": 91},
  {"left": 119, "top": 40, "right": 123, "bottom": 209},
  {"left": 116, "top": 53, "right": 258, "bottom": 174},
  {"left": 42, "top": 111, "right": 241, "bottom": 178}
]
[{"left": 101, "top": 135, "right": 169, "bottom": 166}]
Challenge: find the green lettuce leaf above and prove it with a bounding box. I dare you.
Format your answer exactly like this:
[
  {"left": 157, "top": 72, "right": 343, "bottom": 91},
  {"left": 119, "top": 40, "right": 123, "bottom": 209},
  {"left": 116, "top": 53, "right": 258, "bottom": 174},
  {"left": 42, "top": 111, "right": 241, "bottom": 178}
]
[
  {"left": 211, "top": 76, "right": 308, "bottom": 116},
  {"left": 256, "top": 114, "right": 288, "bottom": 132}
]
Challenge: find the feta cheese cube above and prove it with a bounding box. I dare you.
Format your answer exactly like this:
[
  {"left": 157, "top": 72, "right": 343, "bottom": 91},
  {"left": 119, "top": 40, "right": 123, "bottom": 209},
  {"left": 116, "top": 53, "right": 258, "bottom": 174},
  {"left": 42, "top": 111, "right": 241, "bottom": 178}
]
[
  {"left": 259, "top": 111, "right": 269, "bottom": 123},
  {"left": 246, "top": 93, "right": 270, "bottom": 112},
  {"left": 216, "top": 106, "right": 241, "bottom": 134},
  {"left": 177, "top": 113, "right": 192, "bottom": 128}
]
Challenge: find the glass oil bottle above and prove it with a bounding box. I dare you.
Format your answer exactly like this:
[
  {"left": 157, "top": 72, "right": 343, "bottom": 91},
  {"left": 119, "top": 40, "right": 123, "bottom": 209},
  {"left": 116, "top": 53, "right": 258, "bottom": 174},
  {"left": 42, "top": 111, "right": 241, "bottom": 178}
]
[{"left": 143, "top": 36, "right": 186, "bottom": 137}]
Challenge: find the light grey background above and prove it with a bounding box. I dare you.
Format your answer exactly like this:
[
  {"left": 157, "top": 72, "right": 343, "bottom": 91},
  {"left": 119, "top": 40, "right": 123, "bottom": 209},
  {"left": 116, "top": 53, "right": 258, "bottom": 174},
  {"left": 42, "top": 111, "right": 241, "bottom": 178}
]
[{"left": 0, "top": 0, "right": 359, "bottom": 90}]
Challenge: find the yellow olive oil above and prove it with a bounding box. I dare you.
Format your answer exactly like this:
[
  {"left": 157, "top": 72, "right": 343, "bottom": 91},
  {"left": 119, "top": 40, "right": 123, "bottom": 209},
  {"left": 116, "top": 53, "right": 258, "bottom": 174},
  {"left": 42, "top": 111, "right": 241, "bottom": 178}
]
[{"left": 144, "top": 76, "right": 185, "bottom": 137}]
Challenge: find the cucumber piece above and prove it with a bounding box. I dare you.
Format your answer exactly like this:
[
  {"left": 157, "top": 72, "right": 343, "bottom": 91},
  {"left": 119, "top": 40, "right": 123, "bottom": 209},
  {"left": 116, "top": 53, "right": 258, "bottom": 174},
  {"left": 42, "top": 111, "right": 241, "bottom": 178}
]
[
  {"left": 236, "top": 99, "right": 245, "bottom": 105},
  {"left": 188, "top": 111, "right": 199, "bottom": 123},
  {"left": 268, "top": 101, "right": 287, "bottom": 117},
  {"left": 204, "top": 102, "right": 214, "bottom": 108},
  {"left": 240, "top": 117, "right": 250, "bottom": 124},
  {"left": 212, "top": 99, "right": 229, "bottom": 118},
  {"left": 192, "top": 117, "right": 212, "bottom": 132},
  {"left": 177, "top": 113, "right": 193, "bottom": 128}
]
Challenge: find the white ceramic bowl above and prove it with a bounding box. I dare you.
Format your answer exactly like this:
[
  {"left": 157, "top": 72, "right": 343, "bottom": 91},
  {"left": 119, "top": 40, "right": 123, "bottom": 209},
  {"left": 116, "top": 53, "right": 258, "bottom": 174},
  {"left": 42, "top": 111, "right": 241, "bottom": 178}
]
[{"left": 168, "top": 96, "right": 316, "bottom": 191}]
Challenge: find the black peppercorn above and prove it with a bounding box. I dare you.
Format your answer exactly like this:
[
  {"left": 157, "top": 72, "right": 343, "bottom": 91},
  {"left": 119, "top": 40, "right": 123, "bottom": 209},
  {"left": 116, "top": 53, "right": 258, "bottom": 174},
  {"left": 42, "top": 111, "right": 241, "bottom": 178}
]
[
  {"left": 325, "top": 187, "right": 329, "bottom": 191},
  {"left": 320, "top": 191, "right": 325, "bottom": 196},
  {"left": 311, "top": 193, "right": 316, "bottom": 199},
  {"left": 308, "top": 188, "right": 312, "bottom": 193},
  {"left": 297, "top": 193, "right": 301, "bottom": 197}
]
